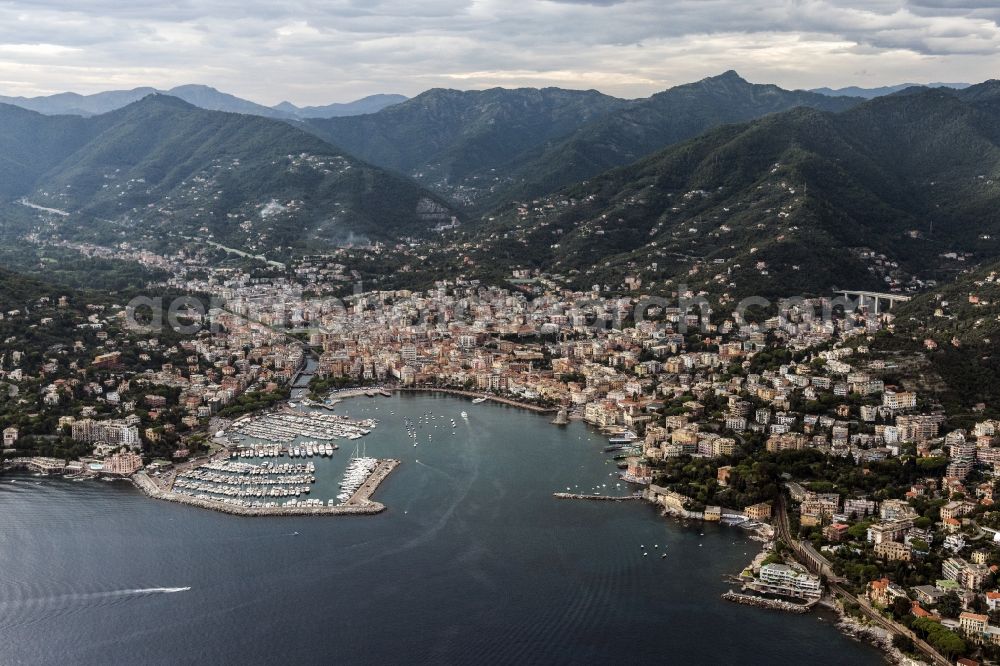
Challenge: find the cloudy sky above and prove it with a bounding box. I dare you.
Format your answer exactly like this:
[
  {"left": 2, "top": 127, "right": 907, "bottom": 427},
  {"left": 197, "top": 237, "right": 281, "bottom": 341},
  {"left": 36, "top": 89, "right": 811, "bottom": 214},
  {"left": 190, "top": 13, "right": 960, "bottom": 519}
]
[{"left": 1, "top": 0, "right": 998, "bottom": 105}]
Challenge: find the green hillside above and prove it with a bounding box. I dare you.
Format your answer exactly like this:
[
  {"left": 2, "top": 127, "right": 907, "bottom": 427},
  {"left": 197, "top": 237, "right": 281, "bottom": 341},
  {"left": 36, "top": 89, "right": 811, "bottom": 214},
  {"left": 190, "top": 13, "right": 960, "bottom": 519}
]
[
  {"left": 456, "top": 83, "right": 1000, "bottom": 298},
  {"left": 306, "top": 72, "right": 862, "bottom": 209},
  {"left": 0, "top": 104, "right": 94, "bottom": 197},
  {"left": 3, "top": 95, "right": 455, "bottom": 254},
  {"left": 305, "top": 86, "right": 629, "bottom": 206},
  {"left": 485, "top": 71, "right": 864, "bottom": 208},
  {"left": 868, "top": 259, "right": 1000, "bottom": 419}
]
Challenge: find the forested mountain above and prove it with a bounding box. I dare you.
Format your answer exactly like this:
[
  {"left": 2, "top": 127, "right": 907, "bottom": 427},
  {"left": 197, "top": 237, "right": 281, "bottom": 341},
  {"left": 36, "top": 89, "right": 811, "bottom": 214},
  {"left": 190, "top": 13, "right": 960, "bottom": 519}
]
[
  {"left": 0, "top": 105, "right": 93, "bottom": 196},
  {"left": 2, "top": 95, "right": 454, "bottom": 253},
  {"left": 304, "top": 86, "right": 629, "bottom": 205},
  {"left": 484, "top": 71, "right": 865, "bottom": 208},
  {"left": 458, "top": 82, "right": 1000, "bottom": 298},
  {"left": 306, "top": 71, "right": 863, "bottom": 209}
]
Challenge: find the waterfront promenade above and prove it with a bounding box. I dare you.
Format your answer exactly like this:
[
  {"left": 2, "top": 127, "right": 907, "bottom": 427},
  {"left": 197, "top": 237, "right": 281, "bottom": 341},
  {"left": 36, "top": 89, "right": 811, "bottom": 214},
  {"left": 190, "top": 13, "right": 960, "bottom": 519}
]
[
  {"left": 396, "top": 387, "right": 556, "bottom": 413},
  {"left": 553, "top": 492, "right": 642, "bottom": 502},
  {"left": 131, "top": 459, "right": 400, "bottom": 517}
]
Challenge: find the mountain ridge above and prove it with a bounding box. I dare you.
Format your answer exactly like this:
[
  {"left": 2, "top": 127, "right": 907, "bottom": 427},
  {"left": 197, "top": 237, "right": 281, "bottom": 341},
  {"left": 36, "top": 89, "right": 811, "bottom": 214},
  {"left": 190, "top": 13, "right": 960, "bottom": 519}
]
[
  {"left": 810, "top": 81, "right": 971, "bottom": 99},
  {"left": 0, "top": 86, "right": 407, "bottom": 119},
  {"left": 451, "top": 84, "right": 1000, "bottom": 298},
  {"left": 305, "top": 72, "right": 865, "bottom": 209}
]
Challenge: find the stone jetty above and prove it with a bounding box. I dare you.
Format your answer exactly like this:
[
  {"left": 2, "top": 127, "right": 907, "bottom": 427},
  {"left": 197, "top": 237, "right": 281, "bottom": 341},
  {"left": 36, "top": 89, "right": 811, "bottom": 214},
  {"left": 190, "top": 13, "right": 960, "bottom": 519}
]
[
  {"left": 721, "top": 590, "right": 809, "bottom": 613},
  {"left": 553, "top": 492, "right": 642, "bottom": 501}
]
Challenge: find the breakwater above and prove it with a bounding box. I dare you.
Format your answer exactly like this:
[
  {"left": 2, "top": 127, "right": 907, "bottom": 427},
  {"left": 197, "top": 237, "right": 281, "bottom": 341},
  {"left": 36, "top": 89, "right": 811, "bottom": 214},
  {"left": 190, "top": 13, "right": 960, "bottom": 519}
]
[
  {"left": 722, "top": 590, "right": 809, "bottom": 613},
  {"left": 131, "top": 459, "right": 400, "bottom": 517},
  {"left": 347, "top": 459, "right": 399, "bottom": 504}
]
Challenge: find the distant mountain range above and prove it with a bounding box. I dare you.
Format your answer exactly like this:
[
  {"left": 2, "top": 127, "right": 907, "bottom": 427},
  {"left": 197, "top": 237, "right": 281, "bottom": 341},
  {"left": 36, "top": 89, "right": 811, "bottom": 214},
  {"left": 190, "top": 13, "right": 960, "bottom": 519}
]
[
  {"left": 0, "top": 95, "right": 452, "bottom": 251},
  {"left": 0, "top": 85, "right": 407, "bottom": 119},
  {"left": 303, "top": 87, "right": 631, "bottom": 205},
  {"left": 273, "top": 94, "right": 408, "bottom": 118},
  {"left": 810, "top": 82, "right": 971, "bottom": 99}
]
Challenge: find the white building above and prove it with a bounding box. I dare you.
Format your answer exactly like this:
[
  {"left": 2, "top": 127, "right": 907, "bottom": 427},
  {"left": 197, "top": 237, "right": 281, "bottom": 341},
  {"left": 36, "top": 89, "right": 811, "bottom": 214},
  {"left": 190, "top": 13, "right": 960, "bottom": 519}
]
[{"left": 752, "top": 563, "right": 822, "bottom": 600}]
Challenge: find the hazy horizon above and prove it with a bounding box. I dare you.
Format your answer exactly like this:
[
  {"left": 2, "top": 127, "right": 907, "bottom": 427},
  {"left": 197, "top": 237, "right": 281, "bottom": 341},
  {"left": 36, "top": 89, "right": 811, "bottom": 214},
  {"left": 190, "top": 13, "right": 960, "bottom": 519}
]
[
  {"left": 0, "top": 72, "right": 985, "bottom": 109},
  {"left": 1, "top": 0, "right": 997, "bottom": 106}
]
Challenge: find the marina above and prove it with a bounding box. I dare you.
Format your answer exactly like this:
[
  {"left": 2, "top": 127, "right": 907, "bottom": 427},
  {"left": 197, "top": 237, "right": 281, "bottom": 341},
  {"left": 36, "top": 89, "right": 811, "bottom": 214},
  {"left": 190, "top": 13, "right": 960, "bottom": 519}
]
[
  {"left": 224, "top": 410, "right": 376, "bottom": 445},
  {"left": 172, "top": 460, "right": 318, "bottom": 506},
  {"left": 136, "top": 456, "right": 400, "bottom": 516}
]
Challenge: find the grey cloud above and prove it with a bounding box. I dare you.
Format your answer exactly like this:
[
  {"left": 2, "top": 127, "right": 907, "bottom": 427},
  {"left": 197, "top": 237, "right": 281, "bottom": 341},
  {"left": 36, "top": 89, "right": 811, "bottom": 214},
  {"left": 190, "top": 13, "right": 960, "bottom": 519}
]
[{"left": 0, "top": 0, "right": 996, "bottom": 103}]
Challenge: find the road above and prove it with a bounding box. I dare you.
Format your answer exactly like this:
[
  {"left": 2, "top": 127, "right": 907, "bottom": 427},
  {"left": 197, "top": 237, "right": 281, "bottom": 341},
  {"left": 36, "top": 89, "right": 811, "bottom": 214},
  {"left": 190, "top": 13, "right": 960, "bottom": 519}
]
[{"left": 774, "top": 494, "right": 950, "bottom": 666}]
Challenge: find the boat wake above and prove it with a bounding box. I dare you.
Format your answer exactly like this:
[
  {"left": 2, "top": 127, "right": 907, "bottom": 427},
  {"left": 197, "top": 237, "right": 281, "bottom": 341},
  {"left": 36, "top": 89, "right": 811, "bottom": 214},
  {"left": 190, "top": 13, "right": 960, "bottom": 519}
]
[
  {"left": 0, "top": 586, "right": 191, "bottom": 607},
  {"left": 0, "top": 585, "right": 192, "bottom": 629}
]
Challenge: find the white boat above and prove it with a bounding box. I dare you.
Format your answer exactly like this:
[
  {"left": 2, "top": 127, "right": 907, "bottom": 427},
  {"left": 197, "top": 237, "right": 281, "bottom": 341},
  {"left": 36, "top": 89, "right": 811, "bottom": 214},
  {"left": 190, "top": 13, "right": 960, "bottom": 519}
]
[
  {"left": 460, "top": 411, "right": 468, "bottom": 418},
  {"left": 472, "top": 397, "right": 487, "bottom": 404}
]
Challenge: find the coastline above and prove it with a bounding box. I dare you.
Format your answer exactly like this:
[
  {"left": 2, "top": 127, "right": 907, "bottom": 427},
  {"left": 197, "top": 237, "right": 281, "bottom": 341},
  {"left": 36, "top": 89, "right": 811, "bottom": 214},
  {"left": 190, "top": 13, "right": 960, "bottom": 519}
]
[{"left": 830, "top": 601, "right": 921, "bottom": 666}]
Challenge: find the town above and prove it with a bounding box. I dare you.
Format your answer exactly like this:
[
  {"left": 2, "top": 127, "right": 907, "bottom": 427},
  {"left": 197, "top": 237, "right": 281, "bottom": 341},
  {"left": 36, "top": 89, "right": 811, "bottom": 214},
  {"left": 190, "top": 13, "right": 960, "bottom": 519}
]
[{"left": 3, "top": 236, "right": 1000, "bottom": 663}]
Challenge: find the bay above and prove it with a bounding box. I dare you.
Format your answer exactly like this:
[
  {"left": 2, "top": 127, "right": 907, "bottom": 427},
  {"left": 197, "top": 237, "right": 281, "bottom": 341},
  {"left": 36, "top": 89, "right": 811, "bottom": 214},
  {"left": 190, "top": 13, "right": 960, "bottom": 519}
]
[{"left": 0, "top": 394, "right": 882, "bottom": 665}]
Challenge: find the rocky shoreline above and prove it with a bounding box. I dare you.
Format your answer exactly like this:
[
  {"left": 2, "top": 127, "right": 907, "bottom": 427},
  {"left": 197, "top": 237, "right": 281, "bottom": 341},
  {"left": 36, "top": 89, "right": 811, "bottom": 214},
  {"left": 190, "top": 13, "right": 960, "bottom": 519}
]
[{"left": 833, "top": 602, "right": 925, "bottom": 665}]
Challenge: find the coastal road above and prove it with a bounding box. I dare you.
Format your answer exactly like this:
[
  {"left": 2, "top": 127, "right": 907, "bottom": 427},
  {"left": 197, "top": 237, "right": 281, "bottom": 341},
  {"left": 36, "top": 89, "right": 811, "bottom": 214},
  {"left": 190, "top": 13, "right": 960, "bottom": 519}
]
[{"left": 774, "top": 494, "right": 950, "bottom": 666}]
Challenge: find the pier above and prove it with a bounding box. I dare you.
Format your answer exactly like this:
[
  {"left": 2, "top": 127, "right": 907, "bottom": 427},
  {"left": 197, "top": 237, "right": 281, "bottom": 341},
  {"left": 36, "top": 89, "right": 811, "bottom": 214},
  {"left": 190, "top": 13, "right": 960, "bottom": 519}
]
[
  {"left": 553, "top": 492, "right": 642, "bottom": 501},
  {"left": 347, "top": 459, "right": 399, "bottom": 505},
  {"left": 397, "top": 387, "right": 556, "bottom": 413}
]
